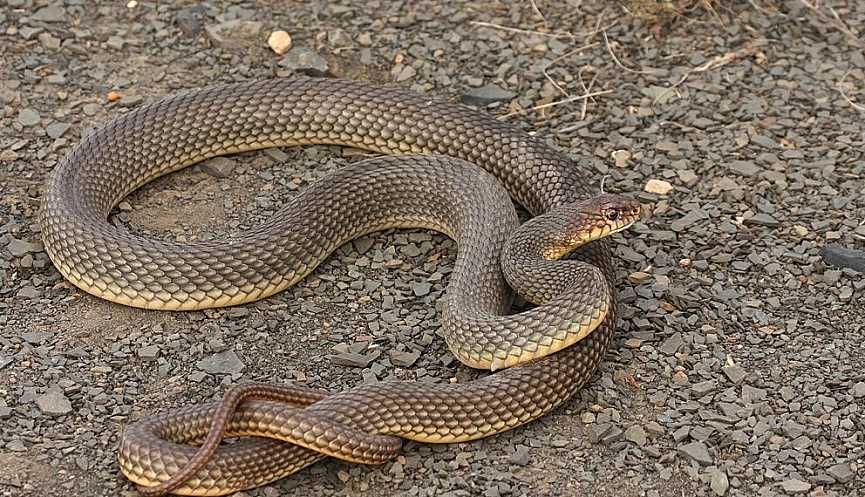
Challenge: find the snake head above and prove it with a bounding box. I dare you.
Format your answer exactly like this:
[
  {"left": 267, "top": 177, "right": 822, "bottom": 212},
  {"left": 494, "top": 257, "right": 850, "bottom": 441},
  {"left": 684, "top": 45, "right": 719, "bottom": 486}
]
[{"left": 540, "top": 193, "right": 642, "bottom": 260}]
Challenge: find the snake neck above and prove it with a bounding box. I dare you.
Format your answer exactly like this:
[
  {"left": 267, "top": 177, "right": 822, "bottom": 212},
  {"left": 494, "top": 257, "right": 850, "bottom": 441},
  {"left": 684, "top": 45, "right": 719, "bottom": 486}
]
[{"left": 502, "top": 208, "right": 609, "bottom": 305}]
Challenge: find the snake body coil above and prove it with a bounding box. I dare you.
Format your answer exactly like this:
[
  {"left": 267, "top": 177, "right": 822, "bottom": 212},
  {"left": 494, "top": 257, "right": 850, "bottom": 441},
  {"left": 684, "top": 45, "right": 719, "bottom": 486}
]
[{"left": 39, "top": 78, "right": 637, "bottom": 495}]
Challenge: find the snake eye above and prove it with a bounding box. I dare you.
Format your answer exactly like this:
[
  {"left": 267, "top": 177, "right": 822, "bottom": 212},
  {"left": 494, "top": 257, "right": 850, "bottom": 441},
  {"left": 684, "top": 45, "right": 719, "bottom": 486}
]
[{"left": 605, "top": 209, "right": 620, "bottom": 222}]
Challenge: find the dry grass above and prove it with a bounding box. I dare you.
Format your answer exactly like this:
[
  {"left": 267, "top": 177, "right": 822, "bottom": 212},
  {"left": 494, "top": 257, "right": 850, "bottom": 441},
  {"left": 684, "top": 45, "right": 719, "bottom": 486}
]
[{"left": 618, "top": 0, "right": 725, "bottom": 31}]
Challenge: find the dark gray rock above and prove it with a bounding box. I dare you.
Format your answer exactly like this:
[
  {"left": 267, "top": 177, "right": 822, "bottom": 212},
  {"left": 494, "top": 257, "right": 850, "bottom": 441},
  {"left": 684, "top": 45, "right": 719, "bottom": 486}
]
[
  {"left": 826, "top": 463, "right": 854, "bottom": 483},
  {"left": 509, "top": 445, "right": 530, "bottom": 465},
  {"left": 328, "top": 351, "right": 379, "bottom": 368},
  {"left": 624, "top": 424, "right": 647, "bottom": 446},
  {"left": 196, "top": 350, "right": 245, "bottom": 374},
  {"left": 722, "top": 364, "right": 746, "bottom": 384},
  {"left": 727, "top": 160, "right": 760, "bottom": 176},
  {"left": 201, "top": 157, "right": 236, "bottom": 178},
  {"left": 678, "top": 441, "right": 712, "bottom": 465},
  {"left": 31, "top": 4, "right": 67, "bottom": 22},
  {"left": 17, "top": 108, "right": 40, "bottom": 127},
  {"left": 7, "top": 238, "right": 41, "bottom": 256},
  {"left": 46, "top": 122, "right": 70, "bottom": 138},
  {"left": 137, "top": 345, "right": 160, "bottom": 361},
  {"left": 205, "top": 20, "right": 263, "bottom": 49},
  {"left": 744, "top": 213, "right": 780, "bottom": 227},
  {"left": 659, "top": 332, "right": 684, "bottom": 355},
  {"left": 820, "top": 245, "right": 865, "bottom": 272},
  {"left": 779, "top": 479, "right": 810, "bottom": 494},
  {"left": 459, "top": 84, "right": 516, "bottom": 106},
  {"left": 710, "top": 469, "right": 729, "bottom": 496},
  {"left": 36, "top": 387, "right": 73, "bottom": 416},
  {"left": 20, "top": 331, "right": 52, "bottom": 344},
  {"left": 390, "top": 350, "right": 420, "bottom": 367}
]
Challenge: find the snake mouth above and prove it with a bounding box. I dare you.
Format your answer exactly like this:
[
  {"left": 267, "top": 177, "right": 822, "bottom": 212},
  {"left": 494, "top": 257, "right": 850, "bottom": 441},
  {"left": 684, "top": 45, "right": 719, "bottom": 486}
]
[{"left": 608, "top": 218, "right": 638, "bottom": 236}]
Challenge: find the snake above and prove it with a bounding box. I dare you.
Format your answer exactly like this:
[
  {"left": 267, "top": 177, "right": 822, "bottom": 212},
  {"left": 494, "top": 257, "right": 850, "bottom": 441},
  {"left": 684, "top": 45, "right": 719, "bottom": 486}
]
[{"left": 38, "top": 78, "right": 640, "bottom": 495}]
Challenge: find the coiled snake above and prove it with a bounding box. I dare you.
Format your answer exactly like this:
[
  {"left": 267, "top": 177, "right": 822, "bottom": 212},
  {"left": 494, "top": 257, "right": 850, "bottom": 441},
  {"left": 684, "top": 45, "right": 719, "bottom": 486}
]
[{"left": 39, "top": 78, "right": 640, "bottom": 495}]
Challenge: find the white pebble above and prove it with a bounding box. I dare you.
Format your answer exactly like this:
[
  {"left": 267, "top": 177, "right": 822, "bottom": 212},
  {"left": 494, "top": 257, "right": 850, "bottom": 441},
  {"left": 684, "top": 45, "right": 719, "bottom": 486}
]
[
  {"left": 644, "top": 179, "right": 673, "bottom": 195},
  {"left": 268, "top": 30, "right": 292, "bottom": 55}
]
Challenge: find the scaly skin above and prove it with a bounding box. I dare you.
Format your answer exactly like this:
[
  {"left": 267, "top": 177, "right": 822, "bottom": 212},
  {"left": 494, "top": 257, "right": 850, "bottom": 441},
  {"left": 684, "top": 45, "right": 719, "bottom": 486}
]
[{"left": 39, "top": 78, "right": 640, "bottom": 495}]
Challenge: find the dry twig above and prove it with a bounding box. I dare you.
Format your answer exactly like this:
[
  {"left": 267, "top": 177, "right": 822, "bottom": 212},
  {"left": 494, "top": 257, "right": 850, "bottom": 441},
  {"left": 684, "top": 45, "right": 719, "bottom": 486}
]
[
  {"left": 602, "top": 30, "right": 659, "bottom": 75},
  {"left": 652, "top": 40, "right": 764, "bottom": 106},
  {"left": 541, "top": 42, "right": 600, "bottom": 96},
  {"left": 470, "top": 21, "right": 575, "bottom": 41},
  {"left": 837, "top": 70, "right": 865, "bottom": 112},
  {"left": 500, "top": 89, "right": 614, "bottom": 120},
  {"left": 577, "top": 66, "right": 600, "bottom": 120},
  {"left": 798, "top": 0, "right": 862, "bottom": 46},
  {"left": 529, "top": 0, "right": 548, "bottom": 27}
]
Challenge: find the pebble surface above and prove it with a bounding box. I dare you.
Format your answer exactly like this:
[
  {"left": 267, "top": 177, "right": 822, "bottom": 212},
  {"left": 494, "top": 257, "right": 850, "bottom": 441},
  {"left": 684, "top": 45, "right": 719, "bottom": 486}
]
[{"left": 0, "top": 2, "right": 863, "bottom": 497}]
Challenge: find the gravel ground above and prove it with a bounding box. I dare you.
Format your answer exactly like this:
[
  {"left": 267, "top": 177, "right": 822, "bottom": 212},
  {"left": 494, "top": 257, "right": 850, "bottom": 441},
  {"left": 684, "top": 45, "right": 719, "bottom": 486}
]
[{"left": 1, "top": 1, "right": 864, "bottom": 497}]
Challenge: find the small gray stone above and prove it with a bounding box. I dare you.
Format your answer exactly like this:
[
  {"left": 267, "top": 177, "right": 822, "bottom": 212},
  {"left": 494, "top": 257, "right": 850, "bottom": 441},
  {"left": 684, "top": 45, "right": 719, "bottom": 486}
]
[
  {"left": 672, "top": 425, "right": 691, "bottom": 442},
  {"left": 678, "top": 441, "right": 712, "bottom": 465},
  {"left": 826, "top": 463, "right": 854, "bottom": 483},
  {"left": 744, "top": 213, "right": 780, "bottom": 227},
  {"left": 201, "top": 157, "right": 236, "bottom": 178},
  {"left": 196, "top": 350, "right": 245, "bottom": 374},
  {"left": 589, "top": 422, "right": 610, "bottom": 442},
  {"left": 600, "top": 425, "right": 623, "bottom": 444},
  {"left": 20, "top": 331, "right": 52, "bottom": 344},
  {"left": 279, "top": 47, "right": 329, "bottom": 73},
  {"left": 393, "top": 64, "right": 416, "bottom": 82},
  {"left": 106, "top": 36, "right": 126, "bottom": 50},
  {"left": 459, "top": 84, "right": 516, "bottom": 106},
  {"left": 390, "top": 350, "right": 420, "bottom": 367},
  {"left": 6, "top": 238, "right": 41, "bottom": 256},
  {"left": 728, "top": 160, "right": 760, "bottom": 176},
  {"left": 38, "top": 32, "right": 60, "bottom": 50},
  {"left": 35, "top": 387, "right": 73, "bottom": 416},
  {"left": 549, "top": 438, "right": 569, "bottom": 448},
  {"left": 353, "top": 237, "right": 374, "bottom": 255},
  {"left": 138, "top": 345, "right": 160, "bottom": 361},
  {"left": 328, "top": 351, "right": 379, "bottom": 368},
  {"left": 624, "top": 424, "right": 647, "bottom": 446},
  {"left": 17, "top": 286, "right": 40, "bottom": 299},
  {"left": 779, "top": 479, "right": 810, "bottom": 494},
  {"left": 691, "top": 380, "right": 717, "bottom": 395},
  {"left": 18, "top": 108, "right": 40, "bottom": 127},
  {"left": 6, "top": 439, "right": 27, "bottom": 452},
  {"left": 118, "top": 95, "right": 143, "bottom": 108},
  {"left": 175, "top": 5, "right": 206, "bottom": 36},
  {"left": 205, "top": 20, "right": 263, "bottom": 49},
  {"left": 19, "top": 26, "right": 43, "bottom": 40},
  {"left": 710, "top": 469, "right": 729, "bottom": 496},
  {"left": 659, "top": 332, "right": 684, "bottom": 355},
  {"left": 722, "top": 364, "right": 747, "bottom": 384},
  {"left": 82, "top": 103, "right": 101, "bottom": 116},
  {"left": 852, "top": 382, "right": 865, "bottom": 398},
  {"left": 671, "top": 209, "right": 709, "bottom": 232},
  {"left": 823, "top": 269, "right": 842, "bottom": 284},
  {"left": 31, "top": 4, "right": 67, "bottom": 22},
  {"left": 741, "top": 384, "right": 767, "bottom": 403},
  {"left": 783, "top": 421, "right": 806, "bottom": 438},
  {"left": 400, "top": 244, "right": 422, "bottom": 257},
  {"left": 411, "top": 281, "right": 432, "bottom": 297},
  {"left": 509, "top": 445, "right": 530, "bottom": 465},
  {"left": 46, "top": 122, "right": 70, "bottom": 139}
]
